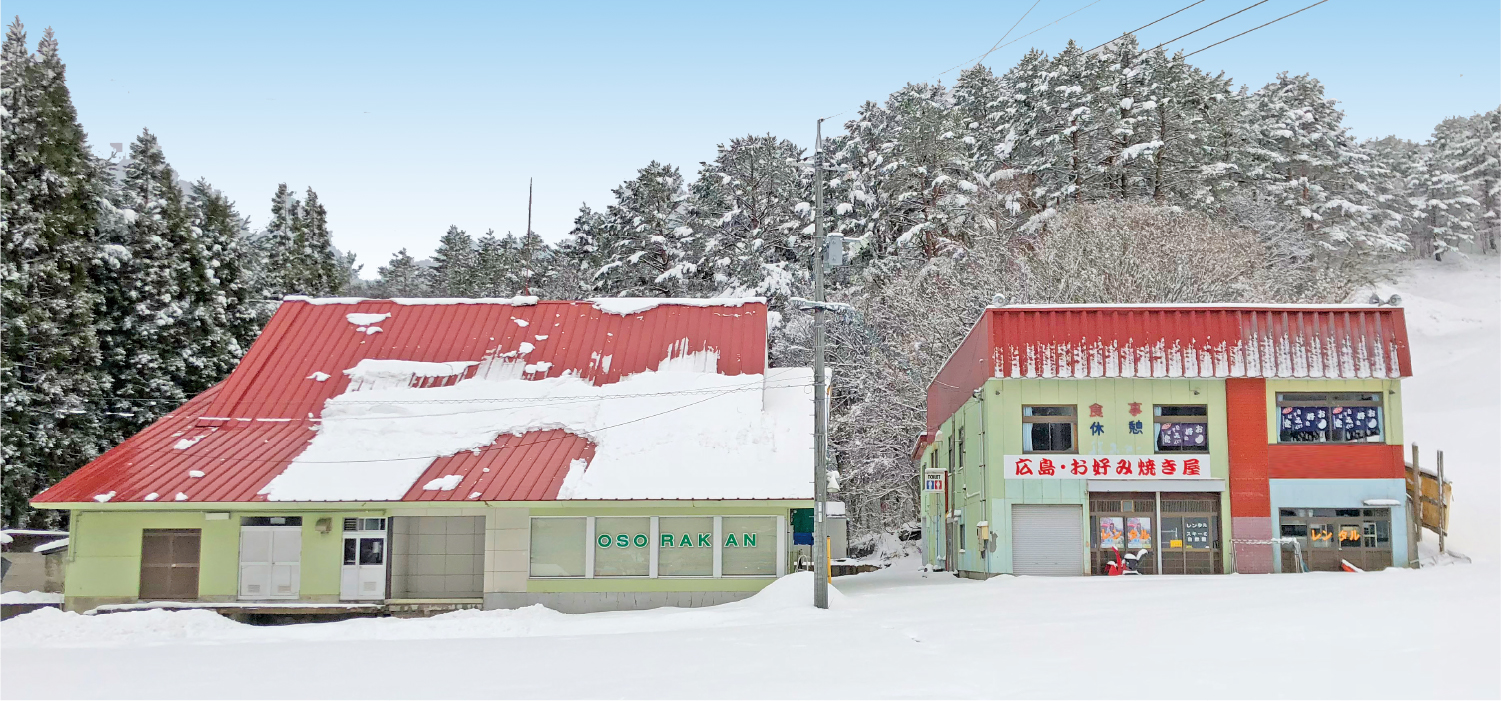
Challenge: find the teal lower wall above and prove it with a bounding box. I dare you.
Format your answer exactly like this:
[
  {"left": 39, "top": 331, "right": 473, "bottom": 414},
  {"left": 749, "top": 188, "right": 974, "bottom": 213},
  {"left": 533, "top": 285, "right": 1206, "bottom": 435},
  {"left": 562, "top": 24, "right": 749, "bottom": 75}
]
[{"left": 1268, "top": 479, "right": 1410, "bottom": 571}]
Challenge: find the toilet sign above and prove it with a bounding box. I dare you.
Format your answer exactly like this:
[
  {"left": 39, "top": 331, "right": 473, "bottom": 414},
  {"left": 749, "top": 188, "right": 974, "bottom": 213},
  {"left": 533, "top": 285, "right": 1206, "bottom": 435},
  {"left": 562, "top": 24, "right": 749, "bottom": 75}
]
[{"left": 923, "top": 469, "right": 946, "bottom": 492}]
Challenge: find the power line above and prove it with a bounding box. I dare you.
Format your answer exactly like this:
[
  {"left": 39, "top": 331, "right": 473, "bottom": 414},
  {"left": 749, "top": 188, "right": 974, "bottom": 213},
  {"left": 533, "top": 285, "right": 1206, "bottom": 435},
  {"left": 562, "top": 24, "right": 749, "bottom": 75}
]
[
  {"left": 1184, "top": 0, "right": 1331, "bottom": 57},
  {"left": 973, "top": 0, "right": 1043, "bottom": 68},
  {"left": 935, "top": 0, "right": 1107, "bottom": 79},
  {"left": 1085, "top": 0, "right": 1207, "bottom": 53},
  {"left": 1142, "top": 0, "right": 1271, "bottom": 54}
]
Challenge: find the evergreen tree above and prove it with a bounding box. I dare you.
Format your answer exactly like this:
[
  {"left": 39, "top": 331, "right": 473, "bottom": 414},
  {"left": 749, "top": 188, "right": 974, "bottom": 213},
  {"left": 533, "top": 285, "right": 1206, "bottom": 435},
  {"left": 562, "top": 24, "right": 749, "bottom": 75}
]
[
  {"left": 593, "top": 162, "right": 693, "bottom": 297},
  {"left": 688, "top": 134, "right": 811, "bottom": 299},
  {"left": 93, "top": 129, "right": 197, "bottom": 442},
  {"left": 375, "top": 248, "right": 428, "bottom": 296},
  {"left": 185, "top": 179, "right": 262, "bottom": 385},
  {"left": 426, "top": 225, "right": 478, "bottom": 295},
  {"left": 472, "top": 229, "right": 513, "bottom": 296},
  {"left": 258, "top": 183, "right": 300, "bottom": 297},
  {"left": 1, "top": 21, "right": 108, "bottom": 526},
  {"left": 294, "top": 188, "right": 341, "bottom": 295}
]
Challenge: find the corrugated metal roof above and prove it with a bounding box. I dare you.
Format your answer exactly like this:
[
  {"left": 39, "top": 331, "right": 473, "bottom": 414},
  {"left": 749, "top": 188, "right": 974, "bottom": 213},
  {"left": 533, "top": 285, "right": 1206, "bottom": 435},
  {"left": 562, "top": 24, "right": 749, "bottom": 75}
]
[
  {"left": 34, "top": 299, "right": 768, "bottom": 505},
  {"left": 927, "top": 305, "right": 1412, "bottom": 434}
]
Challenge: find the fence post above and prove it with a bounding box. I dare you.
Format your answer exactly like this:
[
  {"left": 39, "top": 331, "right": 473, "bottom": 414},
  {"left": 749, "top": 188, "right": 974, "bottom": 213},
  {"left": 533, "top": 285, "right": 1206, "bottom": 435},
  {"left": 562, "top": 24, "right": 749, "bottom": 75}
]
[
  {"left": 1410, "top": 443, "right": 1421, "bottom": 544},
  {"left": 1436, "top": 450, "right": 1446, "bottom": 555}
]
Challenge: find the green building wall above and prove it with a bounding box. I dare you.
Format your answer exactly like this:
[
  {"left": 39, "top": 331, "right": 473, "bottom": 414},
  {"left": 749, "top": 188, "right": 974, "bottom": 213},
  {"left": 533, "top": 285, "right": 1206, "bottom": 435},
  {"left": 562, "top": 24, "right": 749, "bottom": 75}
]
[{"left": 919, "top": 376, "right": 1406, "bottom": 576}]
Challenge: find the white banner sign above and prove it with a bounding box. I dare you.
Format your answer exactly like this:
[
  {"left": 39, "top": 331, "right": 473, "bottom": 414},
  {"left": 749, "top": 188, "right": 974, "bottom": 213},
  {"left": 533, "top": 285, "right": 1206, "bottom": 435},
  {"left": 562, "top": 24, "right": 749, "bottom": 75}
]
[{"left": 1002, "top": 455, "right": 1211, "bottom": 479}]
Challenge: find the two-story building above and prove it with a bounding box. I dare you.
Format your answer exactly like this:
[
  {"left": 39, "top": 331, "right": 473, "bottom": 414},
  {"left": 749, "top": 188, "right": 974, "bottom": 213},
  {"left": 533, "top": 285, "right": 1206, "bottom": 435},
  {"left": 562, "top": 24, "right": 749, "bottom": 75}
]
[
  {"left": 32, "top": 296, "right": 813, "bottom": 614},
  {"left": 917, "top": 304, "right": 1414, "bottom": 576}
]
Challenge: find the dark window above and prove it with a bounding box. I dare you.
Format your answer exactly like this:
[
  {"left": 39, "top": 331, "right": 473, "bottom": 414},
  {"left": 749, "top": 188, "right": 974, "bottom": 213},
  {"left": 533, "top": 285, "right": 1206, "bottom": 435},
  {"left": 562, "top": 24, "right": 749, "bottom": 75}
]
[
  {"left": 343, "top": 538, "right": 357, "bottom": 565},
  {"left": 1154, "top": 405, "right": 1209, "bottom": 452},
  {"left": 1022, "top": 406, "right": 1076, "bottom": 453},
  {"left": 359, "top": 538, "right": 384, "bottom": 565},
  {"left": 957, "top": 427, "right": 965, "bottom": 468},
  {"left": 242, "top": 516, "right": 303, "bottom": 527},
  {"left": 1276, "top": 393, "right": 1384, "bottom": 443}
]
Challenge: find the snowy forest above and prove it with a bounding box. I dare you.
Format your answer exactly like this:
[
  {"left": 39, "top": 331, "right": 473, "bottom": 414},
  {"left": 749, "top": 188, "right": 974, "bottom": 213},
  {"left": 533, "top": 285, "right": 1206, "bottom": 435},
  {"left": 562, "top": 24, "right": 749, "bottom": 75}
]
[{"left": 3, "top": 18, "right": 1498, "bottom": 537}]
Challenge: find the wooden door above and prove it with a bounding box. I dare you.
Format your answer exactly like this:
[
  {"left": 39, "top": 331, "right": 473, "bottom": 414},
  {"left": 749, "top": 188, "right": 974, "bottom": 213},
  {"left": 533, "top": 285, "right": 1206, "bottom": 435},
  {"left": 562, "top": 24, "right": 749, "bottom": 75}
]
[{"left": 139, "top": 529, "right": 201, "bottom": 600}]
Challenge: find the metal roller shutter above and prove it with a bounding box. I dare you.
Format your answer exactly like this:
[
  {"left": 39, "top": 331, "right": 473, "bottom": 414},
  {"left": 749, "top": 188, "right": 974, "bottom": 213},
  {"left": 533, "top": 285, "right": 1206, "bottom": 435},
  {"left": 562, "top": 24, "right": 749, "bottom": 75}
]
[{"left": 1011, "top": 504, "right": 1083, "bottom": 576}]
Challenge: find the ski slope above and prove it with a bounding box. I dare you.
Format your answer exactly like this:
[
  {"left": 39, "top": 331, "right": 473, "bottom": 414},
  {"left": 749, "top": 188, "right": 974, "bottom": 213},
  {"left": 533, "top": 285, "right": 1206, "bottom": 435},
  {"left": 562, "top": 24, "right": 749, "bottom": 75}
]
[{"left": 3, "top": 258, "right": 1497, "bottom": 699}]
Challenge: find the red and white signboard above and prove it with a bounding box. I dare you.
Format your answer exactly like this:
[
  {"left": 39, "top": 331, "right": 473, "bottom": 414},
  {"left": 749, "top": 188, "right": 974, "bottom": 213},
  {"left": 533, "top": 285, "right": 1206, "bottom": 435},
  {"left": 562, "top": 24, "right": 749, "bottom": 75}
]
[
  {"left": 923, "top": 470, "right": 946, "bottom": 492},
  {"left": 1002, "top": 455, "right": 1211, "bottom": 479}
]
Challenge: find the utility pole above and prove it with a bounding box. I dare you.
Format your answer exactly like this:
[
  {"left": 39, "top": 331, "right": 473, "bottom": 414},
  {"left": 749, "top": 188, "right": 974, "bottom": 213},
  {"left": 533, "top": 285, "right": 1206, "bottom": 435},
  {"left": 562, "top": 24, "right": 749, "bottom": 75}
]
[
  {"left": 525, "top": 178, "right": 534, "bottom": 296},
  {"left": 812, "top": 118, "right": 829, "bottom": 610}
]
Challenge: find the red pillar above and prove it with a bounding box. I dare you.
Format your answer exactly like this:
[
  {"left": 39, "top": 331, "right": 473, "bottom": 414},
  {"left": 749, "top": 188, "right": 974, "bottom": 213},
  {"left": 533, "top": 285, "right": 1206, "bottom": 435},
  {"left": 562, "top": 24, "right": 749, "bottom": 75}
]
[{"left": 1226, "top": 378, "right": 1273, "bottom": 573}]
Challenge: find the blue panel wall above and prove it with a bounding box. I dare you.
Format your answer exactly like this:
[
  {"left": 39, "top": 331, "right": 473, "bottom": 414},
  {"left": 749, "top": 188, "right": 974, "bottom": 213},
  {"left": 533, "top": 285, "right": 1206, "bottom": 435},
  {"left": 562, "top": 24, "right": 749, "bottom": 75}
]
[{"left": 1267, "top": 478, "right": 1409, "bottom": 570}]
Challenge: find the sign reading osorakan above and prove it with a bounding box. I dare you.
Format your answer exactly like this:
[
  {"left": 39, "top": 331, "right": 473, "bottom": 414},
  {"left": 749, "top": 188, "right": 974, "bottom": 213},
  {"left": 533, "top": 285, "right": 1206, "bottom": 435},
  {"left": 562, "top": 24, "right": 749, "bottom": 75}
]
[
  {"left": 594, "top": 532, "right": 764, "bottom": 548},
  {"left": 1002, "top": 455, "right": 1211, "bottom": 479}
]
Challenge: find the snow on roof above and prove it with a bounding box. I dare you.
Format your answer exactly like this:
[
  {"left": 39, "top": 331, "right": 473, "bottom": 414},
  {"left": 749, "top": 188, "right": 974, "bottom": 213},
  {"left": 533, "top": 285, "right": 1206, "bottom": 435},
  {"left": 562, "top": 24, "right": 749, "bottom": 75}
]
[
  {"left": 991, "top": 303, "right": 1397, "bottom": 310},
  {"left": 284, "top": 295, "right": 541, "bottom": 306},
  {"left": 258, "top": 353, "right": 813, "bottom": 501},
  {"left": 1, "top": 529, "right": 68, "bottom": 537},
  {"left": 34, "top": 538, "right": 69, "bottom": 554},
  {"left": 588, "top": 297, "right": 766, "bottom": 316}
]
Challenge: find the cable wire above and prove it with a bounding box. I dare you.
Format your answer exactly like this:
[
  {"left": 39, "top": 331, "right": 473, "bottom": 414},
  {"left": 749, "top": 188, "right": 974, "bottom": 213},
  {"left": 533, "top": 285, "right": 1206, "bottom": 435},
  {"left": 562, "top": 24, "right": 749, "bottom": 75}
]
[
  {"left": 1142, "top": 0, "right": 1270, "bottom": 54},
  {"left": 1184, "top": 0, "right": 1330, "bottom": 57},
  {"left": 1085, "top": 0, "right": 1207, "bottom": 53}
]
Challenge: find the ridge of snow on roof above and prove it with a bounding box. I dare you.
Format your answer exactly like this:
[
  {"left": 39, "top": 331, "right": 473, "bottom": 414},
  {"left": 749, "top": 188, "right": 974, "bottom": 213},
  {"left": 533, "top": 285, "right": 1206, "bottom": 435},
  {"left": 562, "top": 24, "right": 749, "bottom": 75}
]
[
  {"left": 32, "top": 297, "right": 795, "bottom": 504},
  {"left": 587, "top": 297, "right": 766, "bottom": 316},
  {"left": 991, "top": 302, "right": 1397, "bottom": 310}
]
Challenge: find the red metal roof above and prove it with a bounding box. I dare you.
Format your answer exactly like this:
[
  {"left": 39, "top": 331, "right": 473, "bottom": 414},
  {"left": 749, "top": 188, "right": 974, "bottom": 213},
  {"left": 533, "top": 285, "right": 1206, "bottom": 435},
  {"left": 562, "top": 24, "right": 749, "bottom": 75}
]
[
  {"left": 928, "top": 305, "right": 1412, "bottom": 433},
  {"left": 34, "top": 299, "right": 767, "bottom": 505}
]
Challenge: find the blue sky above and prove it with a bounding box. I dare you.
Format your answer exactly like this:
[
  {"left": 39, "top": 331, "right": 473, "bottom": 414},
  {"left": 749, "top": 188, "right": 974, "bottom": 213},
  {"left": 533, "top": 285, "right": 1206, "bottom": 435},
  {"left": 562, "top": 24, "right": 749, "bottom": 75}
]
[{"left": 8, "top": 0, "right": 1499, "bottom": 273}]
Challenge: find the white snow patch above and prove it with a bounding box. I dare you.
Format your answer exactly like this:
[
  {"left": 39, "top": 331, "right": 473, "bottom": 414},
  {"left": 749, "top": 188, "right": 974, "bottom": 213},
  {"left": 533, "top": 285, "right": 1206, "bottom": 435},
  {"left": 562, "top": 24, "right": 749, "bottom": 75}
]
[
  {"left": 258, "top": 352, "right": 814, "bottom": 501},
  {"left": 307, "top": 372, "right": 331, "bottom": 382},
  {"left": 343, "top": 360, "right": 477, "bottom": 391},
  {"left": 534, "top": 335, "right": 549, "bottom": 341},
  {"left": 588, "top": 297, "right": 765, "bottom": 316},
  {"left": 187, "top": 471, "right": 205, "bottom": 478},
  {"left": 172, "top": 436, "right": 205, "bottom": 450},
  {"left": 345, "top": 313, "right": 390, "bottom": 326},
  {"left": 0, "top": 591, "right": 63, "bottom": 605},
  {"left": 517, "top": 342, "right": 535, "bottom": 355},
  {"left": 174, "top": 493, "right": 188, "bottom": 502},
  {"left": 421, "top": 475, "right": 464, "bottom": 491},
  {"left": 32, "top": 538, "right": 68, "bottom": 554},
  {"left": 363, "top": 327, "right": 382, "bottom": 335},
  {"left": 513, "top": 318, "right": 529, "bottom": 327},
  {"left": 285, "top": 296, "right": 539, "bottom": 307},
  {"left": 143, "top": 493, "right": 159, "bottom": 502},
  {"left": 92, "top": 492, "right": 115, "bottom": 503}
]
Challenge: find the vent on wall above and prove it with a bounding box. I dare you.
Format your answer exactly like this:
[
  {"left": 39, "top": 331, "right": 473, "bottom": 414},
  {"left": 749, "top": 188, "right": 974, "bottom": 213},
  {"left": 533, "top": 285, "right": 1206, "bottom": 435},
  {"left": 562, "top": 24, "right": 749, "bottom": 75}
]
[{"left": 343, "top": 518, "right": 359, "bottom": 531}]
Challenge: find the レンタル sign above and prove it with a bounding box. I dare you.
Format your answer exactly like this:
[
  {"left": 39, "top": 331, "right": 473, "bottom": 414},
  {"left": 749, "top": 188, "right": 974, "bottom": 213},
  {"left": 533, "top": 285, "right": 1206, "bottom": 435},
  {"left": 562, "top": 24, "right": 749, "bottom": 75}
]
[{"left": 1002, "top": 455, "right": 1212, "bottom": 479}]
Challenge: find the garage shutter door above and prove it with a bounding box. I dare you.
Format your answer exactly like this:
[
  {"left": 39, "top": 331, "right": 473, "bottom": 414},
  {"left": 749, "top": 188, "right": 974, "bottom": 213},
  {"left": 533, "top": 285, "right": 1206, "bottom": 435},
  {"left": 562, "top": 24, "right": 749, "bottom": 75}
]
[{"left": 1012, "top": 505, "right": 1083, "bottom": 576}]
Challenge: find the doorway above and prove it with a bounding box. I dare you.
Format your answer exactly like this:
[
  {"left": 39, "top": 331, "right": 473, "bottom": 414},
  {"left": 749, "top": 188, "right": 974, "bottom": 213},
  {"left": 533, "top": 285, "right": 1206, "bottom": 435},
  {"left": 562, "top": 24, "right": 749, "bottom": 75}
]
[
  {"left": 341, "top": 517, "right": 388, "bottom": 600},
  {"left": 140, "top": 529, "right": 201, "bottom": 600},
  {"left": 239, "top": 516, "right": 303, "bottom": 599}
]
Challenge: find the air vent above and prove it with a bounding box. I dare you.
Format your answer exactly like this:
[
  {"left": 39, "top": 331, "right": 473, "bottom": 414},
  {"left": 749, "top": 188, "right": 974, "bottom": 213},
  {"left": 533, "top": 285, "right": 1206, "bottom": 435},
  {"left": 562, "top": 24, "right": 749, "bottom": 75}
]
[{"left": 343, "top": 518, "right": 358, "bottom": 531}]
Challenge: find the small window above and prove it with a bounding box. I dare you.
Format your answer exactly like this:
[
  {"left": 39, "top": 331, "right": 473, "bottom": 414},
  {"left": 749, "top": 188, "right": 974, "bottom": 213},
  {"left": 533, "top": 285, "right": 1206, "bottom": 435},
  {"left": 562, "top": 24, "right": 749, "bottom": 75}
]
[
  {"left": 957, "top": 427, "right": 965, "bottom": 468},
  {"left": 529, "top": 517, "right": 586, "bottom": 577},
  {"left": 1154, "top": 405, "right": 1208, "bottom": 452},
  {"left": 1022, "top": 406, "right": 1076, "bottom": 453},
  {"left": 1276, "top": 393, "right": 1384, "bottom": 444},
  {"left": 242, "top": 516, "right": 303, "bottom": 527},
  {"left": 721, "top": 517, "right": 777, "bottom": 576}
]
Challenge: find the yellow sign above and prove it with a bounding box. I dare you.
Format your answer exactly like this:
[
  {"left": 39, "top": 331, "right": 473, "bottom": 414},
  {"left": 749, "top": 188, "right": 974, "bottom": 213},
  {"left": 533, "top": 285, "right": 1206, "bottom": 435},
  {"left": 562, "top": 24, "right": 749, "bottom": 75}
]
[{"left": 1170, "top": 539, "right": 1183, "bottom": 548}]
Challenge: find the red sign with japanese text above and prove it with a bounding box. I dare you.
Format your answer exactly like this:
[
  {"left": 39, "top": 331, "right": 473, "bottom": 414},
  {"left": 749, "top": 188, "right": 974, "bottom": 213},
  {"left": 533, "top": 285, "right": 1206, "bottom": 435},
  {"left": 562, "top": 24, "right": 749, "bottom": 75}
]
[{"left": 1001, "top": 455, "right": 1211, "bottom": 479}]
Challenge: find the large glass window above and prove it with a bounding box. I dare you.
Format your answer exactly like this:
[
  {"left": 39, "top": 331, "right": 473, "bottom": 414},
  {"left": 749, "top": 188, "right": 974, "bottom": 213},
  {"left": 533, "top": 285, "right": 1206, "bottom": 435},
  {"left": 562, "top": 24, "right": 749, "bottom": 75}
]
[
  {"left": 658, "top": 517, "right": 713, "bottom": 576},
  {"left": 721, "top": 517, "right": 777, "bottom": 576},
  {"left": 1022, "top": 406, "right": 1076, "bottom": 453},
  {"left": 529, "top": 517, "right": 585, "bottom": 577},
  {"left": 593, "top": 517, "right": 650, "bottom": 577},
  {"left": 1154, "top": 405, "right": 1208, "bottom": 452},
  {"left": 1276, "top": 393, "right": 1384, "bottom": 443}
]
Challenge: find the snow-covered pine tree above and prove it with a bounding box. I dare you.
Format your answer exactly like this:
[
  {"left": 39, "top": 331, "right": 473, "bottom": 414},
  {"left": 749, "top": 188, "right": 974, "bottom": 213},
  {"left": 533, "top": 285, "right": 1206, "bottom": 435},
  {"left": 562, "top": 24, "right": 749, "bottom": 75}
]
[
  {"left": 93, "top": 129, "right": 197, "bottom": 442},
  {"left": 545, "top": 206, "right": 613, "bottom": 299},
  {"left": 472, "top": 229, "right": 513, "bottom": 296},
  {"left": 1, "top": 21, "right": 109, "bottom": 526},
  {"left": 257, "top": 183, "right": 301, "bottom": 297},
  {"left": 427, "top": 225, "right": 478, "bottom": 296},
  {"left": 514, "top": 229, "right": 548, "bottom": 296},
  {"left": 375, "top": 248, "right": 428, "bottom": 297},
  {"left": 1407, "top": 118, "right": 1477, "bottom": 260},
  {"left": 594, "top": 162, "right": 695, "bottom": 297},
  {"left": 687, "top": 135, "right": 811, "bottom": 301},
  {"left": 1244, "top": 73, "right": 1404, "bottom": 256},
  {"left": 185, "top": 179, "right": 262, "bottom": 388},
  {"left": 293, "top": 188, "right": 342, "bottom": 295}
]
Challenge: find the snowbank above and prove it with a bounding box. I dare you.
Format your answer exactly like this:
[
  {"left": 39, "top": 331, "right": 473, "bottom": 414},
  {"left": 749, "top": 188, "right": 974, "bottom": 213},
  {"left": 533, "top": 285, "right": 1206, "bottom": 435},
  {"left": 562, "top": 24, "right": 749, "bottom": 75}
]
[
  {"left": 588, "top": 297, "right": 765, "bottom": 316},
  {"left": 258, "top": 353, "right": 813, "bottom": 501},
  {"left": 0, "top": 591, "right": 62, "bottom": 605}
]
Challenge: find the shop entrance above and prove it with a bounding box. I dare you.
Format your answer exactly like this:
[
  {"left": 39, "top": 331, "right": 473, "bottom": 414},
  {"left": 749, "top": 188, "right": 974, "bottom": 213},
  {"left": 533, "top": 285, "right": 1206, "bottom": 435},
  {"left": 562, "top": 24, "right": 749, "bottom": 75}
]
[
  {"left": 1277, "top": 508, "right": 1393, "bottom": 572},
  {"left": 1089, "top": 492, "right": 1223, "bottom": 575},
  {"left": 1011, "top": 504, "right": 1083, "bottom": 576}
]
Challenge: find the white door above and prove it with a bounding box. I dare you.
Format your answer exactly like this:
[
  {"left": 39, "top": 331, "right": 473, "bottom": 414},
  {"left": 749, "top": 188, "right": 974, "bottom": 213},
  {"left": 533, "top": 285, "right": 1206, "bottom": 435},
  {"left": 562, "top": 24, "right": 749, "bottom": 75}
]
[
  {"left": 340, "top": 518, "right": 387, "bottom": 601},
  {"left": 1011, "top": 504, "right": 1084, "bottom": 576},
  {"left": 239, "top": 526, "right": 302, "bottom": 599}
]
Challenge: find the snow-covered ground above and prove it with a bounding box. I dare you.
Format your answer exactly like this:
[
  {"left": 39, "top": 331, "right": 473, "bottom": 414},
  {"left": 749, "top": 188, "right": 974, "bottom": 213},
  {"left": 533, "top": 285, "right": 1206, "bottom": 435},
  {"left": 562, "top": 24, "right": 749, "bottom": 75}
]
[{"left": 3, "top": 258, "right": 1497, "bottom": 699}]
